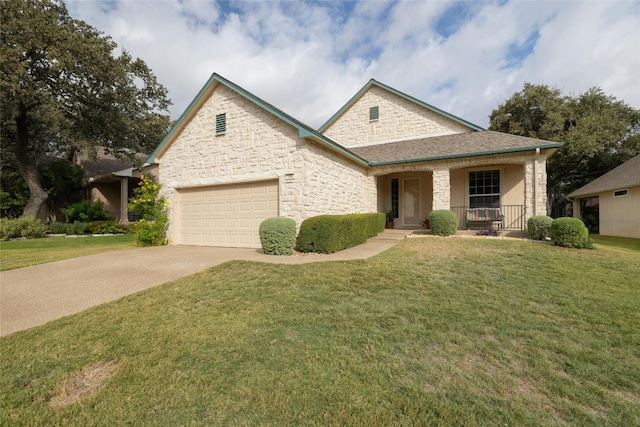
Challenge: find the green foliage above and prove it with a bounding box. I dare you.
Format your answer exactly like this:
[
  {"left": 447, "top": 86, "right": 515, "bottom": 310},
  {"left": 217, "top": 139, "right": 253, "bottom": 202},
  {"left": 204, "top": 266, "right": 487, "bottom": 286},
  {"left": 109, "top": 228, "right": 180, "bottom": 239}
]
[
  {"left": 61, "top": 200, "right": 112, "bottom": 223},
  {"left": 47, "top": 222, "right": 68, "bottom": 234},
  {"left": 298, "top": 213, "right": 385, "bottom": 254},
  {"left": 259, "top": 217, "right": 297, "bottom": 255},
  {"left": 428, "top": 210, "right": 458, "bottom": 236},
  {"left": 128, "top": 176, "right": 167, "bottom": 246},
  {"left": 550, "top": 217, "right": 592, "bottom": 249},
  {"left": 128, "top": 176, "right": 166, "bottom": 221},
  {"left": 0, "top": 217, "right": 47, "bottom": 240},
  {"left": 133, "top": 216, "right": 167, "bottom": 246},
  {"left": 87, "top": 221, "right": 129, "bottom": 235},
  {"left": 489, "top": 83, "right": 640, "bottom": 217},
  {"left": 527, "top": 215, "right": 553, "bottom": 240},
  {"left": 1, "top": 0, "right": 171, "bottom": 217},
  {"left": 67, "top": 221, "right": 87, "bottom": 235}
]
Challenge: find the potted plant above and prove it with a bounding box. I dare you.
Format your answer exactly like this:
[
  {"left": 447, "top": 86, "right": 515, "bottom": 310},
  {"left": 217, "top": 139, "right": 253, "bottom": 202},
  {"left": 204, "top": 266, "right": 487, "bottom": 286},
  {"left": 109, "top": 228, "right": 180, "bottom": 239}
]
[{"left": 385, "top": 209, "right": 395, "bottom": 229}]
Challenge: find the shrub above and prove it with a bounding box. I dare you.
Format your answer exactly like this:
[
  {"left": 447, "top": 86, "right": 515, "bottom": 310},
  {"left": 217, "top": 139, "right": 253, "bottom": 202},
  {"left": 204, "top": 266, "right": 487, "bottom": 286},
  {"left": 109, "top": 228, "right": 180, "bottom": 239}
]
[
  {"left": 259, "top": 217, "right": 296, "bottom": 255},
  {"left": 133, "top": 216, "right": 167, "bottom": 246},
  {"left": 87, "top": 220, "right": 129, "bottom": 234},
  {"left": 298, "top": 213, "right": 385, "bottom": 254},
  {"left": 128, "top": 175, "right": 167, "bottom": 246},
  {"left": 527, "top": 215, "right": 553, "bottom": 240},
  {"left": 0, "top": 217, "right": 47, "bottom": 240},
  {"left": 48, "top": 222, "right": 68, "bottom": 234},
  {"left": 550, "top": 217, "right": 592, "bottom": 249},
  {"left": 61, "top": 200, "right": 112, "bottom": 223},
  {"left": 429, "top": 210, "right": 458, "bottom": 236},
  {"left": 67, "top": 221, "right": 88, "bottom": 235}
]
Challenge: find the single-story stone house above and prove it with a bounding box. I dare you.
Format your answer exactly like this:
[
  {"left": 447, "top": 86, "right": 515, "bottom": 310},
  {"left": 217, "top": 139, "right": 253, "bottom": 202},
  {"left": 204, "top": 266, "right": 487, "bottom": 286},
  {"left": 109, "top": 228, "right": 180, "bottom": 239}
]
[
  {"left": 147, "top": 74, "right": 562, "bottom": 247},
  {"left": 568, "top": 154, "right": 640, "bottom": 239}
]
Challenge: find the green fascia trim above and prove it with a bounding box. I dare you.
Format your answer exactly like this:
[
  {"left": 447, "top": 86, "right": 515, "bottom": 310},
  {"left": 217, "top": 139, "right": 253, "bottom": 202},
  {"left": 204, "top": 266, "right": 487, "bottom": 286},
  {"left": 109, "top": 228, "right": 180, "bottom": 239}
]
[
  {"left": 368, "top": 142, "right": 564, "bottom": 167},
  {"left": 147, "top": 73, "right": 367, "bottom": 166},
  {"left": 318, "top": 79, "right": 485, "bottom": 133}
]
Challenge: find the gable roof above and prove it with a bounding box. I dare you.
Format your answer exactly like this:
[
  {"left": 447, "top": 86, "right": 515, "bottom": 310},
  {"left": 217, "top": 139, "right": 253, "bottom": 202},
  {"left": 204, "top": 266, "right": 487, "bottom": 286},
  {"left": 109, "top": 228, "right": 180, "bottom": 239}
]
[
  {"left": 147, "top": 73, "right": 369, "bottom": 166},
  {"left": 350, "top": 131, "right": 563, "bottom": 166},
  {"left": 318, "top": 79, "right": 485, "bottom": 134},
  {"left": 567, "top": 154, "right": 640, "bottom": 198}
]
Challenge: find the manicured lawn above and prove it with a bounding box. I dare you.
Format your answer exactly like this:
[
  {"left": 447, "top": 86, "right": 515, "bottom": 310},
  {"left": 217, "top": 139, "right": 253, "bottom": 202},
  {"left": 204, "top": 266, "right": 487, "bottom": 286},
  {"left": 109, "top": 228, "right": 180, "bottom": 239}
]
[
  {"left": 0, "top": 235, "right": 136, "bottom": 271},
  {"left": 1, "top": 237, "right": 639, "bottom": 425},
  {"left": 591, "top": 234, "right": 640, "bottom": 253}
]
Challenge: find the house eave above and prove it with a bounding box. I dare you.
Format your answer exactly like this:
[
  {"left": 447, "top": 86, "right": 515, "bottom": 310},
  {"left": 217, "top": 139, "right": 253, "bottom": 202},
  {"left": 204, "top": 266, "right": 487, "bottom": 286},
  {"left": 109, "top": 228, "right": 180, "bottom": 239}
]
[{"left": 367, "top": 143, "right": 564, "bottom": 167}]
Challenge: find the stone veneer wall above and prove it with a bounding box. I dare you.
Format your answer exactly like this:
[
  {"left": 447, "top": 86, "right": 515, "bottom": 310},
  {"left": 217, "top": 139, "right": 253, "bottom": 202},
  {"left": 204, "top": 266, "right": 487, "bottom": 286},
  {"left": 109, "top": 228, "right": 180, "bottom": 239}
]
[
  {"left": 322, "top": 85, "right": 471, "bottom": 148},
  {"left": 157, "top": 84, "right": 376, "bottom": 242}
]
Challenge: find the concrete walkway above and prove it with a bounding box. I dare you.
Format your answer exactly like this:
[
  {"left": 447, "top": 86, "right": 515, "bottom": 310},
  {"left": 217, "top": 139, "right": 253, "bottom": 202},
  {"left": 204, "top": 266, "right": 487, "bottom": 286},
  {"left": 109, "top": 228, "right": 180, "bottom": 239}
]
[{"left": 1, "top": 229, "right": 412, "bottom": 336}]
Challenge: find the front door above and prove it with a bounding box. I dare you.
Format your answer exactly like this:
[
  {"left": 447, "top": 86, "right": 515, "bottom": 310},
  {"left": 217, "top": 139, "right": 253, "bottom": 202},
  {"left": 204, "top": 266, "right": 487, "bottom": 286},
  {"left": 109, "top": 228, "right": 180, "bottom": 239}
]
[{"left": 403, "top": 178, "right": 420, "bottom": 226}]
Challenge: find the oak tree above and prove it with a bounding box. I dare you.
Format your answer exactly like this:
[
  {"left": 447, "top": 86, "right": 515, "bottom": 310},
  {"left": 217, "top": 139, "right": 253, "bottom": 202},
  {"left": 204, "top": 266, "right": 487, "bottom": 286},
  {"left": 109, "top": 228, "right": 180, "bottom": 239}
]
[{"left": 1, "top": 0, "right": 171, "bottom": 218}]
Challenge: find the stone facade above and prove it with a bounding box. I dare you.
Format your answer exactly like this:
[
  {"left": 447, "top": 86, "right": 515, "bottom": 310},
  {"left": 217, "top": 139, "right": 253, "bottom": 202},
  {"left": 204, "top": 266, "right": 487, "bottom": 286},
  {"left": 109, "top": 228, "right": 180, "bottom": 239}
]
[
  {"left": 322, "top": 85, "right": 472, "bottom": 148},
  {"left": 156, "top": 84, "right": 375, "bottom": 241}
]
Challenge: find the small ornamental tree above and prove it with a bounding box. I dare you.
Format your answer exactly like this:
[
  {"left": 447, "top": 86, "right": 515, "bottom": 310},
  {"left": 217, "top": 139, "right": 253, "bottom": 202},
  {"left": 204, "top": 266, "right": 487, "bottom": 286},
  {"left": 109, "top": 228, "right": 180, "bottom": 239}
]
[{"left": 128, "top": 175, "right": 167, "bottom": 246}]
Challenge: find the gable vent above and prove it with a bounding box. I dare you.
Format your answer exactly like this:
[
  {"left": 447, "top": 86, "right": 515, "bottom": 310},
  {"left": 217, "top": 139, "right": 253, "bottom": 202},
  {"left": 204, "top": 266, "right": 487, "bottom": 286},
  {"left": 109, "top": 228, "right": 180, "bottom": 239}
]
[
  {"left": 369, "top": 106, "right": 379, "bottom": 121},
  {"left": 216, "top": 113, "right": 226, "bottom": 135}
]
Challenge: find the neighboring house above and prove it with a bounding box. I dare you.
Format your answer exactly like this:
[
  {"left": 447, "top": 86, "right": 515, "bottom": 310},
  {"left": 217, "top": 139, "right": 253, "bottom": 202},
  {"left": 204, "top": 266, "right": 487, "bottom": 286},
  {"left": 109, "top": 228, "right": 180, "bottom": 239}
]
[
  {"left": 567, "top": 154, "right": 640, "bottom": 239},
  {"left": 72, "top": 148, "right": 157, "bottom": 223},
  {"left": 147, "top": 74, "right": 562, "bottom": 248}
]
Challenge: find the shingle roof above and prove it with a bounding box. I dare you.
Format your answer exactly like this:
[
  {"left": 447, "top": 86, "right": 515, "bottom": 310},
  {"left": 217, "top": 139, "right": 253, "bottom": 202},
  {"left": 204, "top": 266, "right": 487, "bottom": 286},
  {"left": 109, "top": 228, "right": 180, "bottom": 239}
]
[
  {"left": 76, "top": 147, "right": 146, "bottom": 180},
  {"left": 567, "top": 154, "right": 640, "bottom": 198},
  {"left": 349, "top": 131, "right": 563, "bottom": 165}
]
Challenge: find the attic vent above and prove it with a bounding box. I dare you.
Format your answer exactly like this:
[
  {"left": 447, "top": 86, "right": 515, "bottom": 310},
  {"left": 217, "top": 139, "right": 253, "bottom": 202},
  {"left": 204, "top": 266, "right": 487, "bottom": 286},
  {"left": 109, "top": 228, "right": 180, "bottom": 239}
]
[
  {"left": 369, "top": 106, "right": 379, "bottom": 121},
  {"left": 614, "top": 189, "right": 628, "bottom": 197},
  {"left": 215, "top": 113, "right": 226, "bottom": 135}
]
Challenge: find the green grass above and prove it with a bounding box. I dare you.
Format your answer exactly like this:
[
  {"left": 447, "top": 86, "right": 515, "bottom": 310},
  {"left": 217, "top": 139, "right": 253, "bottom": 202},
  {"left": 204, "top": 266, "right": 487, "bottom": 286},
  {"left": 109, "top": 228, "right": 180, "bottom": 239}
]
[
  {"left": 0, "top": 235, "right": 136, "bottom": 271},
  {"left": 1, "top": 237, "right": 639, "bottom": 426},
  {"left": 591, "top": 234, "right": 640, "bottom": 254}
]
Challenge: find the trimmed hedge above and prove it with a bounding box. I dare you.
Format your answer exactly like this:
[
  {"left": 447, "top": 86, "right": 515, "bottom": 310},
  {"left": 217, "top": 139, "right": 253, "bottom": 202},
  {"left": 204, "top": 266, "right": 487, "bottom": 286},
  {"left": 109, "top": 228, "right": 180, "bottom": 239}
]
[
  {"left": 527, "top": 215, "right": 553, "bottom": 240},
  {"left": 550, "top": 217, "right": 592, "bottom": 249},
  {"left": 429, "top": 210, "right": 458, "bottom": 236},
  {"left": 259, "top": 217, "right": 297, "bottom": 255},
  {"left": 0, "top": 217, "right": 47, "bottom": 240},
  {"left": 298, "top": 213, "right": 385, "bottom": 254}
]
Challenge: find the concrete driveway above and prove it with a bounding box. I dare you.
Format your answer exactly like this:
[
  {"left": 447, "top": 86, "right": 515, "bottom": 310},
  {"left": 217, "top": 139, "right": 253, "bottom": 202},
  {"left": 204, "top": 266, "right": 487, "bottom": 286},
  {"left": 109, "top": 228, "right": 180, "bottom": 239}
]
[{"left": 1, "top": 230, "right": 408, "bottom": 336}]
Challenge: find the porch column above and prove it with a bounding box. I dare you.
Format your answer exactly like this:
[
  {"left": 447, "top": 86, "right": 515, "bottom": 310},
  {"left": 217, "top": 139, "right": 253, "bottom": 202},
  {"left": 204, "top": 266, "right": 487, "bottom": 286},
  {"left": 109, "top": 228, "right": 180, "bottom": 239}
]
[
  {"left": 535, "top": 156, "right": 548, "bottom": 215},
  {"left": 120, "top": 177, "right": 129, "bottom": 224},
  {"left": 572, "top": 199, "right": 581, "bottom": 219},
  {"left": 432, "top": 167, "right": 451, "bottom": 210},
  {"left": 524, "top": 159, "right": 535, "bottom": 221}
]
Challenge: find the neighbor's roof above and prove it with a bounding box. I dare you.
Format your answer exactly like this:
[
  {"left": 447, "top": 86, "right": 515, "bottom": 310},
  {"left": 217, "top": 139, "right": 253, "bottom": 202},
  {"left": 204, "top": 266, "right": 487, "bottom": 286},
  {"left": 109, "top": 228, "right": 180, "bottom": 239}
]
[
  {"left": 147, "top": 73, "right": 369, "bottom": 166},
  {"left": 567, "top": 154, "right": 640, "bottom": 198},
  {"left": 76, "top": 147, "right": 146, "bottom": 180},
  {"left": 318, "top": 78, "right": 485, "bottom": 133},
  {"left": 350, "top": 131, "right": 563, "bottom": 166}
]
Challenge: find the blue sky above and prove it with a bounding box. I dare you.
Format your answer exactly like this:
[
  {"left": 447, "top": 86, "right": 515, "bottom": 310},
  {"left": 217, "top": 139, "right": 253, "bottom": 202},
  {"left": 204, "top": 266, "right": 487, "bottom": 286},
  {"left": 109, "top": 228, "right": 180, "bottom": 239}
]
[{"left": 67, "top": 0, "right": 639, "bottom": 129}]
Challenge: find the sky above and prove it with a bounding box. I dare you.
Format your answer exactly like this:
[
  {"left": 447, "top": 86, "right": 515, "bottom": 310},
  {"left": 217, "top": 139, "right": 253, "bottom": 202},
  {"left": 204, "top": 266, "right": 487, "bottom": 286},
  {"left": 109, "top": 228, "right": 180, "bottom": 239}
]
[{"left": 67, "top": 0, "right": 640, "bottom": 129}]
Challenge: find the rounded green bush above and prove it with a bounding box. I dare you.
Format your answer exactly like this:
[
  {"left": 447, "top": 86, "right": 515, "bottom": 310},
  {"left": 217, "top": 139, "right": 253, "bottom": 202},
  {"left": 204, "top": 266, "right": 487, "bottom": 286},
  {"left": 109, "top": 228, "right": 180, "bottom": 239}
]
[
  {"left": 429, "top": 210, "right": 458, "bottom": 236},
  {"left": 527, "top": 215, "right": 553, "bottom": 240},
  {"left": 550, "top": 217, "right": 591, "bottom": 248},
  {"left": 259, "top": 217, "right": 297, "bottom": 255}
]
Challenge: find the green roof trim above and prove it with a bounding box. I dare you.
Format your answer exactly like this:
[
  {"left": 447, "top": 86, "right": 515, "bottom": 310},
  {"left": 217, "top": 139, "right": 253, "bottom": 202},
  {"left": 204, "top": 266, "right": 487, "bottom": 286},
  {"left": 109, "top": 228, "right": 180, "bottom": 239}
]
[
  {"left": 147, "top": 73, "right": 369, "bottom": 166},
  {"left": 367, "top": 142, "right": 564, "bottom": 167},
  {"left": 318, "top": 79, "right": 485, "bottom": 133}
]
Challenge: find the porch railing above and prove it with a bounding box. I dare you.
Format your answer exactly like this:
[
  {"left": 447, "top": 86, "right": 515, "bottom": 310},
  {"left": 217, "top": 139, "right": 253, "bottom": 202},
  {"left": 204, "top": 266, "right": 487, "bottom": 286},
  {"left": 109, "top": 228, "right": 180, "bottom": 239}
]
[{"left": 450, "top": 205, "right": 525, "bottom": 231}]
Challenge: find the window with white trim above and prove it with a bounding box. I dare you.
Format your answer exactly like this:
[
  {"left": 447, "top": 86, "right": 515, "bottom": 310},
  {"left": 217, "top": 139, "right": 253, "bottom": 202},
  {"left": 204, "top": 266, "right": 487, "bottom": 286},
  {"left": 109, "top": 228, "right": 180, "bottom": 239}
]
[
  {"left": 215, "top": 113, "right": 226, "bottom": 135},
  {"left": 469, "top": 170, "right": 500, "bottom": 208}
]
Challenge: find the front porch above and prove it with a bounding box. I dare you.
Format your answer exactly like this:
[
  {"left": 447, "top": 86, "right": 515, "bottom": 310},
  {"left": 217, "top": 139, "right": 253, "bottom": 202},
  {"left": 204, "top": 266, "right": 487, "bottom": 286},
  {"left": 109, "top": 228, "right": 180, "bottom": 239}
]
[{"left": 374, "top": 156, "right": 547, "bottom": 232}]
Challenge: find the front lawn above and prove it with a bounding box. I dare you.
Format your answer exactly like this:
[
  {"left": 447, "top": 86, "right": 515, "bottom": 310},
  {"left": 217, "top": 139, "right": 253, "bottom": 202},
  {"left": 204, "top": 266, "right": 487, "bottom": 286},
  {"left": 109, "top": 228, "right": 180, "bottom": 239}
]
[
  {"left": 0, "top": 234, "right": 136, "bottom": 271},
  {"left": 1, "top": 237, "right": 639, "bottom": 425}
]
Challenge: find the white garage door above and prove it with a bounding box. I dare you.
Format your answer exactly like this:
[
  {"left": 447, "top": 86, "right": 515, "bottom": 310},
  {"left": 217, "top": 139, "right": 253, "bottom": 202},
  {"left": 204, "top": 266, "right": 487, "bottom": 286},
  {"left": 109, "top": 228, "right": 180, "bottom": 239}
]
[{"left": 176, "top": 180, "right": 278, "bottom": 248}]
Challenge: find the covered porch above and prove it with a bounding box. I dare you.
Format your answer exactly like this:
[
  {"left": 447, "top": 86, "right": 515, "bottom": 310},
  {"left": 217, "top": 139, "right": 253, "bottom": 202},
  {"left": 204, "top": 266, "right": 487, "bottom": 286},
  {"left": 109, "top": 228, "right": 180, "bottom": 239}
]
[{"left": 373, "top": 154, "right": 548, "bottom": 232}]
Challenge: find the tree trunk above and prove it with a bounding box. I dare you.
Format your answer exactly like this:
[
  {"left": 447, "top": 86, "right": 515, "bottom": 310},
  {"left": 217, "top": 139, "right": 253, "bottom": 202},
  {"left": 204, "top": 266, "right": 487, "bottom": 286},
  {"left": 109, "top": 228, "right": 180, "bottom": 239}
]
[{"left": 14, "top": 108, "right": 48, "bottom": 218}]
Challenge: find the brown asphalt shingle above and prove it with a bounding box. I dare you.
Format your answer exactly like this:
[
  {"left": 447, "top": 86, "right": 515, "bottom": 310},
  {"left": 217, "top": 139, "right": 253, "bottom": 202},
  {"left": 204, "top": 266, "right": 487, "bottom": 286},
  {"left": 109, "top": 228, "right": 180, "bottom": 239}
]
[
  {"left": 567, "top": 154, "right": 640, "bottom": 198},
  {"left": 349, "top": 131, "right": 562, "bottom": 164}
]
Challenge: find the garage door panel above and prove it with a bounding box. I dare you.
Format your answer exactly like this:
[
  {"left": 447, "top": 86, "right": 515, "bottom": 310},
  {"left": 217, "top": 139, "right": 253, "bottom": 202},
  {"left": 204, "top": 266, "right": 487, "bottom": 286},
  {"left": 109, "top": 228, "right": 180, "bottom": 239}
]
[{"left": 177, "top": 181, "right": 278, "bottom": 248}]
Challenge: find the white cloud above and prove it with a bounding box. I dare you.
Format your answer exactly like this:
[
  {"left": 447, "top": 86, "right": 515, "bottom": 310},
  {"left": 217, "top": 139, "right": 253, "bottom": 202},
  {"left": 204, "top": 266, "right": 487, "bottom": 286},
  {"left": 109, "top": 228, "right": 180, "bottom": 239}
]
[{"left": 67, "top": 0, "right": 640, "bottom": 130}]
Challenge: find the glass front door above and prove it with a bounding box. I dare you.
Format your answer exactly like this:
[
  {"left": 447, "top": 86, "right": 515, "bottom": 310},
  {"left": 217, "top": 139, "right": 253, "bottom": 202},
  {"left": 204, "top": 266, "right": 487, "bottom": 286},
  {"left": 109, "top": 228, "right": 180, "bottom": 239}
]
[{"left": 403, "top": 178, "right": 420, "bottom": 226}]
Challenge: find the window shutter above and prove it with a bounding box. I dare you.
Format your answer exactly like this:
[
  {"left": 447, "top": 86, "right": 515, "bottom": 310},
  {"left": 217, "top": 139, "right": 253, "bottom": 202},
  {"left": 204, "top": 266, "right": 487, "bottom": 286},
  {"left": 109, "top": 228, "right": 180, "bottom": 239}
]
[
  {"left": 369, "top": 106, "right": 379, "bottom": 121},
  {"left": 216, "top": 113, "right": 226, "bottom": 135}
]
